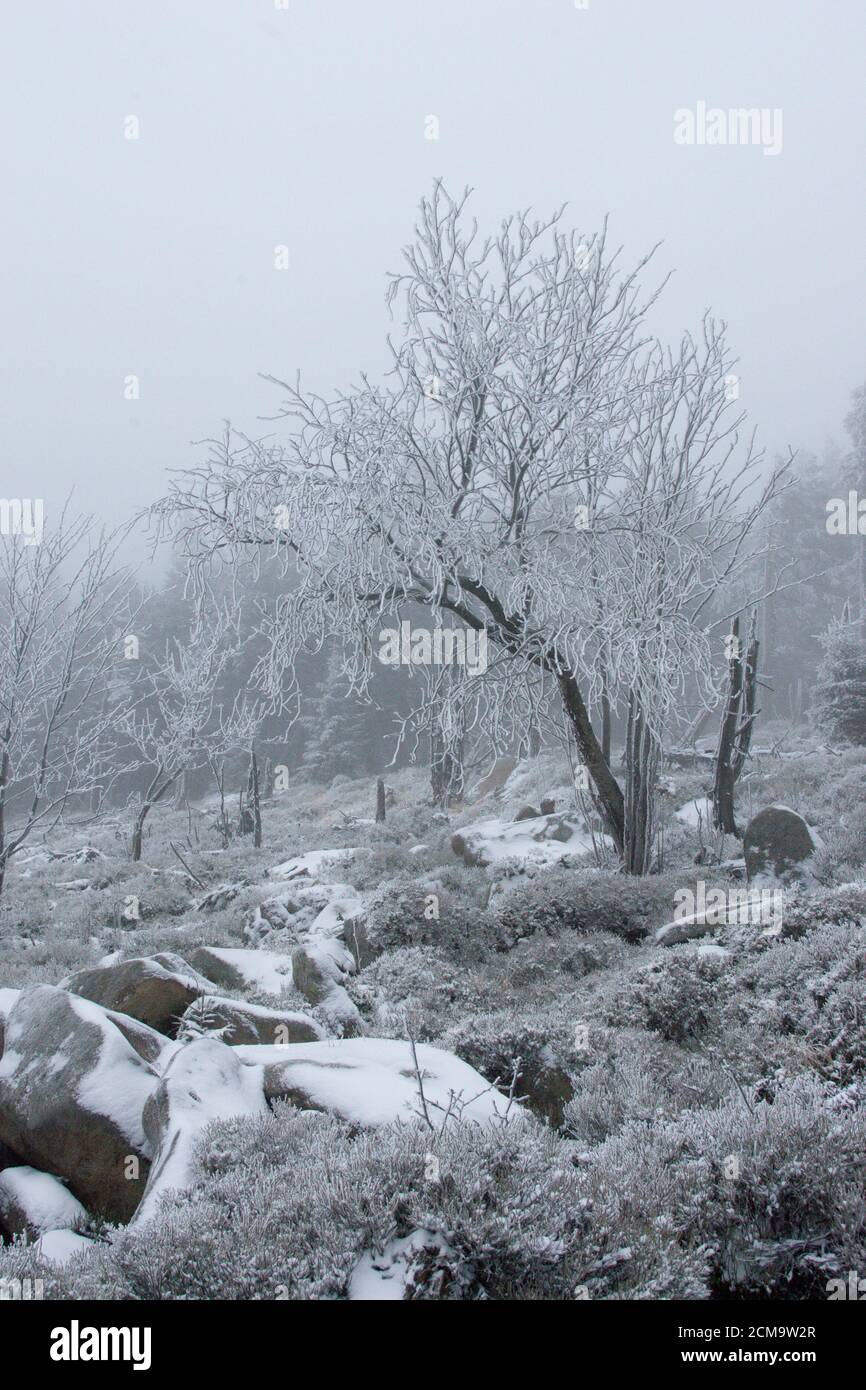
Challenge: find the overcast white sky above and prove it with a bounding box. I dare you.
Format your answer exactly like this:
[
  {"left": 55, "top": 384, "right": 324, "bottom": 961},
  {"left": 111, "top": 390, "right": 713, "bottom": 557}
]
[{"left": 1, "top": 0, "right": 864, "bottom": 561}]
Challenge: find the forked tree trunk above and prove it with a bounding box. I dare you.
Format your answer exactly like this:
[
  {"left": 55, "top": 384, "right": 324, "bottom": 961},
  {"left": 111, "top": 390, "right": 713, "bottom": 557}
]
[
  {"left": 173, "top": 769, "right": 187, "bottom": 809},
  {"left": 131, "top": 773, "right": 177, "bottom": 861}
]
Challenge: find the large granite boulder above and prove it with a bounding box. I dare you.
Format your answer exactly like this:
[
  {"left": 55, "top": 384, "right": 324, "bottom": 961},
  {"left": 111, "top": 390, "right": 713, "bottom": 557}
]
[
  {"left": 0, "top": 986, "right": 156, "bottom": 1221},
  {"left": 186, "top": 946, "right": 295, "bottom": 996},
  {"left": 135, "top": 1037, "right": 268, "bottom": 1224},
  {"left": 0, "top": 1165, "right": 88, "bottom": 1240},
  {"left": 240, "top": 1038, "right": 523, "bottom": 1129},
  {"left": 63, "top": 953, "right": 210, "bottom": 1037},
  {"left": 451, "top": 813, "right": 601, "bottom": 871},
  {"left": 289, "top": 898, "right": 367, "bottom": 1036},
  {"left": 744, "top": 805, "right": 822, "bottom": 886},
  {"left": 0, "top": 988, "right": 21, "bottom": 1060},
  {"left": 179, "top": 995, "right": 326, "bottom": 1047}
]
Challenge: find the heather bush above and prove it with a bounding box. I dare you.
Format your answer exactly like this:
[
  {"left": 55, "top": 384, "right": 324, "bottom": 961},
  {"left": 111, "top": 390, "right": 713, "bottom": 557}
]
[
  {"left": 362, "top": 871, "right": 493, "bottom": 960},
  {"left": 3, "top": 1073, "right": 863, "bottom": 1301},
  {"left": 442, "top": 1006, "right": 578, "bottom": 1126},
  {"left": 604, "top": 953, "right": 730, "bottom": 1044},
  {"left": 579, "top": 1075, "right": 866, "bottom": 1299},
  {"left": 491, "top": 868, "right": 679, "bottom": 949},
  {"left": 0, "top": 1108, "right": 593, "bottom": 1301},
  {"left": 726, "top": 919, "right": 866, "bottom": 1086},
  {"left": 348, "top": 946, "right": 483, "bottom": 1038},
  {"left": 777, "top": 882, "right": 866, "bottom": 937},
  {"left": 563, "top": 1028, "right": 732, "bottom": 1144}
]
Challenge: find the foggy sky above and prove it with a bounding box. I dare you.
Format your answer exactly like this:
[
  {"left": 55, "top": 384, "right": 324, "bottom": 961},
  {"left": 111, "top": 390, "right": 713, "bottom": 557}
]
[{"left": 1, "top": 0, "right": 864, "bottom": 571}]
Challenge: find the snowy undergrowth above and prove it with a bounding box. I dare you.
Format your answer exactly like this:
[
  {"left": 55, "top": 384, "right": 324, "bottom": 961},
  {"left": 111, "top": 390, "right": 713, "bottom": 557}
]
[{"left": 1, "top": 737, "right": 865, "bottom": 1298}]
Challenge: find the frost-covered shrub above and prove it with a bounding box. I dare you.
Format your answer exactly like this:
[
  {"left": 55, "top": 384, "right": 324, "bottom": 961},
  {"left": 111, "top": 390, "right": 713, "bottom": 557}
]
[
  {"left": 578, "top": 1074, "right": 866, "bottom": 1299},
  {"left": 0, "top": 1108, "right": 591, "bottom": 1301},
  {"left": 484, "top": 929, "right": 627, "bottom": 996},
  {"left": 777, "top": 882, "right": 866, "bottom": 937},
  {"left": 490, "top": 868, "right": 677, "bottom": 949},
  {"left": 442, "top": 1008, "right": 578, "bottom": 1126},
  {"left": 4, "top": 1077, "right": 863, "bottom": 1301},
  {"left": 563, "top": 1029, "right": 732, "bottom": 1144},
  {"left": 350, "top": 923, "right": 627, "bottom": 1043},
  {"left": 812, "top": 809, "right": 866, "bottom": 883},
  {"left": 605, "top": 955, "right": 728, "bottom": 1044},
  {"left": 0, "top": 929, "right": 94, "bottom": 989},
  {"left": 727, "top": 920, "right": 866, "bottom": 1085},
  {"left": 363, "top": 871, "right": 494, "bottom": 960},
  {"left": 348, "top": 946, "right": 481, "bottom": 1038}
]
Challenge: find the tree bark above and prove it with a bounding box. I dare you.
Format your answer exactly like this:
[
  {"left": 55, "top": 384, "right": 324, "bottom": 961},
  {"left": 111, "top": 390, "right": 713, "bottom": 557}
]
[
  {"left": 557, "top": 671, "right": 625, "bottom": 855},
  {"left": 600, "top": 677, "right": 612, "bottom": 765},
  {"left": 712, "top": 615, "right": 759, "bottom": 837},
  {"left": 249, "top": 748, "right": 262, "bottom": 849},
  {"left": 375, "top": 777, "right": 386, "bottom": 823},
  {"left": 130, "top": 803, "right": 151, "bottom": 862},
  {"left": 430, "top": 689, "right": 465, "bottom": 808},
  {"left": 131, "top": 773, "right": 177, "bottom": 861},
  {"left": 624, "top": 690, "right": 660, "bottom": 875}
]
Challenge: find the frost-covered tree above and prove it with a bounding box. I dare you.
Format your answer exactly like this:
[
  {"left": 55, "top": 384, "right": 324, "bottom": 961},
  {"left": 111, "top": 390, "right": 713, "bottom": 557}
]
[
  {"left": 844, "top": 382, "right": 866, "bottom": 638},
  {"left": 814, "top": 617, "right": 866, "bottom": 745},
  {"left": 157, "top": 186, "right": 788, "bottom": 871},
  {"left": 121, "top": 608, "right": 254, "bottom": 860},
  {"left": 299, "top": 645, "right": 372, "bottom": 784},
  {"left": 0, "top": 513, "right": 134, "bottom": 899}
]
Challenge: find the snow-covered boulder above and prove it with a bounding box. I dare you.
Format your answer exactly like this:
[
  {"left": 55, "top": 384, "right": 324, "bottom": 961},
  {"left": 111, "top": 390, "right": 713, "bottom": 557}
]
[
  {"left": 0, "top": 1165, "right": 87, "bottom": 1240},
  {"left": 268, "top": 847, "right": 361, "bottom": 884},
  {"left": 0, "top": 987, "right": 21, "bottom": 1059},
  {"left": 0, "top": 986, "right": 157, "bottom": 1221},
  {"left": 36, "top": 1228, "right": 94, "bottom": 1266},
  {"left": 192, "top": 881, "right": 246, "bottom": 912},
  {"left": 179, "top": 995, "right": 326, "bottom": 1047},
  {"left": 63, "top": 953, "right": 211, "bottom": 1037},
  {"left": 187, "top": 946, "right": 295, "bottom": 996},
  {"left": 451, "top": 813, "right": 604, "bottom": 872},
  {"left": 290, "top": 897, "right": 368, "bottom": 1035},
  {"left": 744, "top": 805, "right": 823, "bottom": 886},
  {"left": 131, "top": 1037, "right": 516, "bottom": 1221},
  {"left": 654, "top": 899, "right": 763, "bottom": 946},
  {"left": 2, "top": 982, "right": 170, "bottom": 1069},
  {"left": 242, "top": 1038, "right": 523, "bottom": 1129},
  {"left": 135, "top": 1036, "right": 268, "bottom": 1225},
  {"left": 675, "top": 797, "right": 713, "bottom": 829},
  {"left": 246, "top": 880, "right": 360, "bottom": 943}
]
